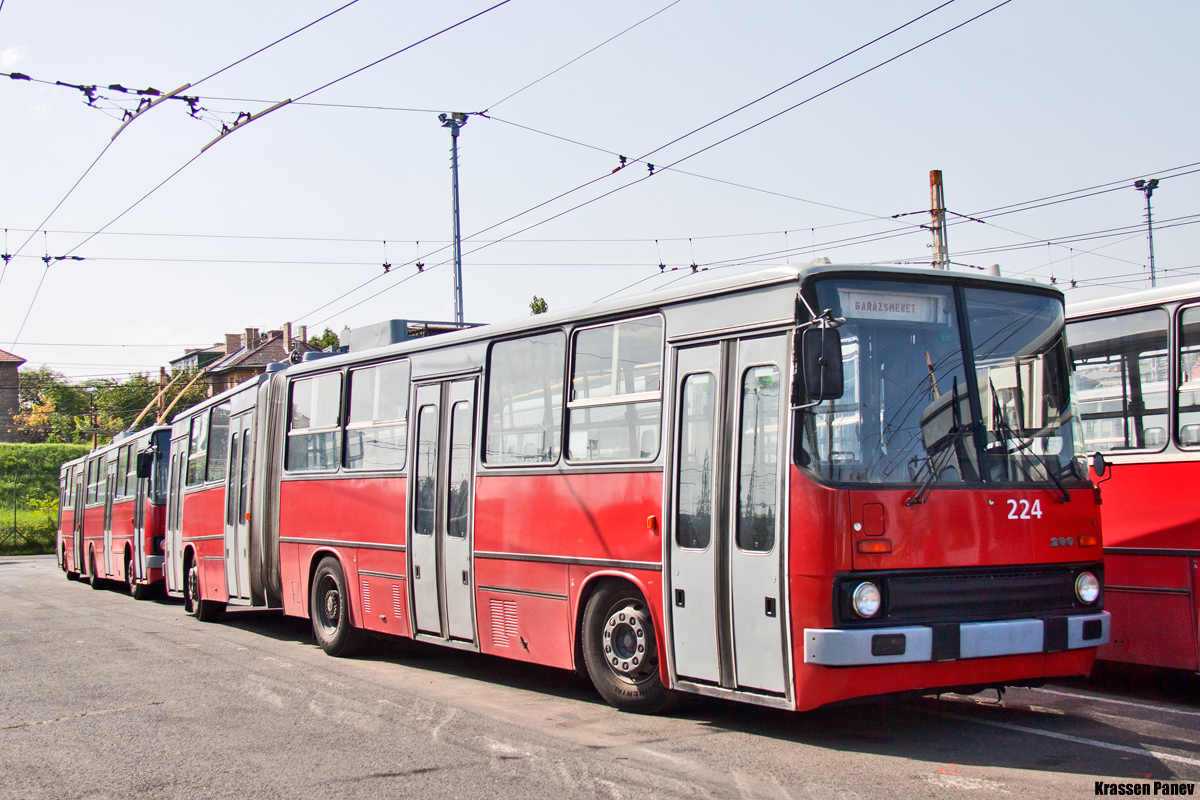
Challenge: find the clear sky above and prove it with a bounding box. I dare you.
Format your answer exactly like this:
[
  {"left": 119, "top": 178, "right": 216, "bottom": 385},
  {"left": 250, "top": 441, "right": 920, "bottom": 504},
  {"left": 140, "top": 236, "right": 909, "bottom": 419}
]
[{"left": 2, "top": 0, "right": 1197, "bottom": 381}]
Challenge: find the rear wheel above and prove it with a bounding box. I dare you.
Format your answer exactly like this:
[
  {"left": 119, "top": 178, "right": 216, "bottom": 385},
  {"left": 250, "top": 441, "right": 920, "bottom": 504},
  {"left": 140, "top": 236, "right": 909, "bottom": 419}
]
[
  {"left": 581, "top": 582, "right": 677, "bottom": 714},
  {"left": 187, "top": 561, "right": 224, "bottom": 622},
  {"left": 310, "top": 557, "right": 364, "bottom": 657},
  {"left": 127, "top": 553, "right": 149, "bottom": 601}
]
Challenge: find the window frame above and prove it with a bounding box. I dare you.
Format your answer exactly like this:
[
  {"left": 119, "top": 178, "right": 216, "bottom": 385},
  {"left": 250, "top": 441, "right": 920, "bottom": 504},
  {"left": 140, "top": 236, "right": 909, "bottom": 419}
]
[
  {"left": 343, "top": 358, "right": 411, "bottom": 473},
  {"left": 1068, "top": 306, "right": 1170, "bottom": 457},
  {"left": 285, "top": 371, "right": 344, "bottom": 474},
  {"left": 482, "top": 329, "right": 567, "bottom": 468},
  {"left": 1176, "top": 302, "right": 1200, "bottom": 450},
  {"left": 564, "top": 314, "right": 664, "bottom": 465}
]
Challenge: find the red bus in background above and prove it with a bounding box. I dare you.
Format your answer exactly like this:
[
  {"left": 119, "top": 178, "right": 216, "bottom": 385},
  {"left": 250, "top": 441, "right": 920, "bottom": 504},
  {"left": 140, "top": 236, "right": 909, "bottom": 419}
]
[
  {"left": 1068, "top": 281, "right": 1200, "bottom": 671},
  {"left": 167, "top": 264, "right": 1108, "bottom": 713},
  {"left": 57, "top": 426, "right": 170, "bottom": 599}
]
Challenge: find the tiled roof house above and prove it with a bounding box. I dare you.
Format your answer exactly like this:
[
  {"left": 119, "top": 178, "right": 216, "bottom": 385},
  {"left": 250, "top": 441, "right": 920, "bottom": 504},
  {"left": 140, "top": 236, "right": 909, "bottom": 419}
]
[{"left": 0, "top": 348, "right": 27, "bottom": 443}]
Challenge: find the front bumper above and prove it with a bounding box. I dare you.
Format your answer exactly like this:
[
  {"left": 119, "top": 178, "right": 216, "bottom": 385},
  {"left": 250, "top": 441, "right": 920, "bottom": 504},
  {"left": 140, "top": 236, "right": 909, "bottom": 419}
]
[{"left": 803, "top": 611, "right": 1110, "bottom": 666}]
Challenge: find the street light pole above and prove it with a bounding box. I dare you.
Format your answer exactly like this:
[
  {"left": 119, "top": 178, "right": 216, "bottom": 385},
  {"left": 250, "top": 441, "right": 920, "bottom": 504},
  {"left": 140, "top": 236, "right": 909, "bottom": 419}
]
[
  {"left": 1134, "top": 178, "right": 1160, "bottom": 288},
  {"left": 439, "top": 112, "right": 468, "bottom": 325}
]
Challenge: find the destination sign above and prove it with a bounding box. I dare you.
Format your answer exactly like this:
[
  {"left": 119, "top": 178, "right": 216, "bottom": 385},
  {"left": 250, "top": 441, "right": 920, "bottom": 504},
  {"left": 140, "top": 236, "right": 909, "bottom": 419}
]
[{"left": 837, "top": 288, "right": 946, "bottom": 324}]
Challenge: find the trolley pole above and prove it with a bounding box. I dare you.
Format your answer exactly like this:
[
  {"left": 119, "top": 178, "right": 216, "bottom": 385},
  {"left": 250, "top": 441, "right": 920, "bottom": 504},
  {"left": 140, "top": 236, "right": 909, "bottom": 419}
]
[
  {"left": 1134, "top": 178, "right": 1160, "bottom": 288},
  {"left": 929, "top": 169, "right": 950, "bottom": 270},
  {"left": 439, "top": 112, "right": 469, "bottom": 325}
]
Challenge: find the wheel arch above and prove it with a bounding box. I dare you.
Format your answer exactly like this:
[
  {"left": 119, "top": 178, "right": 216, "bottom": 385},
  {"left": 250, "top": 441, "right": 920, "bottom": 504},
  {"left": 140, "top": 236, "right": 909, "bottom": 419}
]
[
  {"left": 572, "top": 570, "right": 667, "bottom": 683},
  {"left": 306, "top": 548, "right": 359, "bottom": 627}
]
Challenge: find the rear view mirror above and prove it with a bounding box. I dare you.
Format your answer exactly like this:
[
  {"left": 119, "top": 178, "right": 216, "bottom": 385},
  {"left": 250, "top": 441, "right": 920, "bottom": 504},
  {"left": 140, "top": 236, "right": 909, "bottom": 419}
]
[
  {"left": 1091, "top": 451, "right": 1106, "bottom": 478},
  {"left": 136, "top": 451, "right": 154, "bottom": 479},
  {"left": 801, "top": 327, "right": 844, "bottom": 402}
]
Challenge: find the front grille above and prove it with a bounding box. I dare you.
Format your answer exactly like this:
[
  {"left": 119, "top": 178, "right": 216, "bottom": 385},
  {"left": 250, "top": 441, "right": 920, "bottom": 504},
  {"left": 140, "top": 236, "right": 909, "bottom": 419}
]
[{"left": 834, "top": 563, "right": 1104, "bottom": 628}]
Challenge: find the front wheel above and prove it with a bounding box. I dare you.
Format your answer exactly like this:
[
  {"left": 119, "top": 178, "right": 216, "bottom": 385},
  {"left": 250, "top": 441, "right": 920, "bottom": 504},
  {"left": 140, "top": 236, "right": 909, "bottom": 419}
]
[
  {"left": 310, "top": 557, "right": 364, "bottom": 657},
  {"left": 187, "top": 561, "right": 224, "bottom": 622},
  {"left": 127, "top": 554, "right": 149, "bottom": 601},
  {"left": 581, "top": 582, "right": 677, "bottom": 714}
]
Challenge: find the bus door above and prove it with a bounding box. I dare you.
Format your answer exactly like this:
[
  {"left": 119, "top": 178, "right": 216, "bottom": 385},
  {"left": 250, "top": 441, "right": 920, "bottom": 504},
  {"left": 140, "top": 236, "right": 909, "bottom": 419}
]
[
  {"left": 132, "top": 452, "right": 147, "bottom": 581},
  {"left": 164, "top": 437, "right": 186, "bottom": 594},
  {"left": 223, "top": 413, "right": 253, "bottom": 601},
  {"left": 668, "top": 333, "right": 790, "bottom": 696},
  {"left": 72, "top": 469, "right": 85, "bottom": 572},
  {"left": 103, "top": 458, "right": 117, "bottom": 577},
  {"left": 409, "top": 378, "right": 478, "bottom": 643}
]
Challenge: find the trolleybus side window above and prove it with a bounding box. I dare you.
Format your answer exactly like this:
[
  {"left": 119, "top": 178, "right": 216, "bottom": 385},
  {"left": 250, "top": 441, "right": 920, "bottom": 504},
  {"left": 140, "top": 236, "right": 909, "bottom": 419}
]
[
  {"left": 567, "top": 315, "right": 663, "bottom": 463},
  {"left": 207, "top": 403, "right": 231, "bottom": 482},
  {"left": 116, "top": 445, "right": 130, "bottom": 498},
  {"left": 123, "top": 444, "right": 137, "bottom": 497},
  {"left": 1066, "top": 308, "right": 1169, "bottom": 453},
  {"left": 287, "top": 373, "right": 342, "bottom": 472},
  {"left": 447, "top": 401, "right": 473, "bottom": 537},
  {"left": 1179, "top": 306, "right": 1200, "bottom": 447},
  {"left": 87, "top": 458, "right": 103, "bottom": 504},
  {"left": 345, "top": 359, "right": 410, "bottom": 471},
  {"left": 186, "top": 412, "right": 209, "bottom": 486},
  {"left": 414, "top": 405, "right": 438, "bottom": 535},
  {"left": 484, "top": 331, "right": 565, "bottom": 465},
  {"left": 677, "top": 372, "right": 715, "bottom": 550},
  {"left": 737, "top": 365, "right": 780, "bottom": 553}
]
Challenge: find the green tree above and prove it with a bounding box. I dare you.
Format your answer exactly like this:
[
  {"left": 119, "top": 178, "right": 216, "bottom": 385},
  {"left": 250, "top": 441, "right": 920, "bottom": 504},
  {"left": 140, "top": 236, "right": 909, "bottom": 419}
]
[
  {"left": 530, "top": 295, "right": 548, "bottom": 315},
  {"left": 308, "top": 327, "right": 341, "bottom": 350}
]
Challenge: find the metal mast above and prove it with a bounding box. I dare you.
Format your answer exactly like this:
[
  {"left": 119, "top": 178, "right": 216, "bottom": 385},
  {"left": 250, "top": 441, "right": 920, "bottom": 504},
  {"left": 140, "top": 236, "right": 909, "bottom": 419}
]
[
  {"left": 929, "top": 169, "right": 950, "bottom": 270},
  {"left": 1134, "top": 178, "right": 1159, "bottom": 288},
  {"left": 440, "top": 112, "right": 468, "bottom": 324}
]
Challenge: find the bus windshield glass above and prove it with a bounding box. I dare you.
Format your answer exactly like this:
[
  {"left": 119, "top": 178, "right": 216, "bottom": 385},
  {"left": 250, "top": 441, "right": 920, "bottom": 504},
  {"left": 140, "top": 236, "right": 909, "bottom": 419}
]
[{"left": 798, "top": 278, "right": 1086, "bottom": 486}]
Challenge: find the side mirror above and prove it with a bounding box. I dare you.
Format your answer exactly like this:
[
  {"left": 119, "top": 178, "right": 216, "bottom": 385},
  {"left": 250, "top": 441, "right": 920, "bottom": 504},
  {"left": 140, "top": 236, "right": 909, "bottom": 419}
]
[
  {"left": 136, "top": 451, "right": 154, "bottom": 479},
  {"left": 801, "top": 326, "right": 844, "bottom": 402},
  {"left": 1091, "top": 451, "right": 1106, "bottom": 478}
]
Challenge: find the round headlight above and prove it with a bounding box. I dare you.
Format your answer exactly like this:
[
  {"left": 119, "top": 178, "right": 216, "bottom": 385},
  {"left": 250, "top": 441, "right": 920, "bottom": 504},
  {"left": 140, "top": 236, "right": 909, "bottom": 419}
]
[
  {"left": 1075, "top": 572, "right": 1100, "bottom": 604},
  {"left": 852, "top": 582, "right": 881, "bottom": 618}
]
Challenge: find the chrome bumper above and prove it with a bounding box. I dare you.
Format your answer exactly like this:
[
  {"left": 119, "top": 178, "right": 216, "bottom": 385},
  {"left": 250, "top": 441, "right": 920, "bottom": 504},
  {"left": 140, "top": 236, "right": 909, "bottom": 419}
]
[{"left": 803, "top": 611, "right": 1110, "bottom": 666}]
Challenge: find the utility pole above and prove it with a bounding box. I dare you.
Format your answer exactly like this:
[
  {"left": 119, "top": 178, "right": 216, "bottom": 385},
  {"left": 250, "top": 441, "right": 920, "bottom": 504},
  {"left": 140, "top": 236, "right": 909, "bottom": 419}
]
[
  {"left": 158, "top": 367, "right": 166, "bottom": 421},
  {"left": 439, "top": 112, "right": 468, "bottom": 325},
  {"left": 1134, "top": 178, "right": 1160, "bottom": 288},
  {"left": 929, "top": 169, "right": 950, "bottom": 270}
]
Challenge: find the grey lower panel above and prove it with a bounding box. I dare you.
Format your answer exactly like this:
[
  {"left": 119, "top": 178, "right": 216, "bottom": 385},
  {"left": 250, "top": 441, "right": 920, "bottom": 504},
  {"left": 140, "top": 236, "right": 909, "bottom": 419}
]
[
  {"left": 804, "top": 612, "right": 1111, "bottom": 667},
  {"left": 804, "top": 626, "right": 933, "bottom": 665},
  {"left": 1068, "top": 612, "right": 1111, "bottom": 649},
  {"left": 145, "top": 555, "right": 164, "bottom": 569}
]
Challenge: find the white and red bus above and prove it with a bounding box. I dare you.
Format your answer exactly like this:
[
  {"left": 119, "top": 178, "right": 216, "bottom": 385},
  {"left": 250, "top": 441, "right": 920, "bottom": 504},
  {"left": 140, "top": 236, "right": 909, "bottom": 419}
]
[
  {"left": 166, "top": 263, "right": 1108, "bottom": 713},
  {"left": 1067, "top": 280, "right": 1200, "bottom": 671},
  {"left": 57, "top": 426, "right": 170, "bottom": 599}
]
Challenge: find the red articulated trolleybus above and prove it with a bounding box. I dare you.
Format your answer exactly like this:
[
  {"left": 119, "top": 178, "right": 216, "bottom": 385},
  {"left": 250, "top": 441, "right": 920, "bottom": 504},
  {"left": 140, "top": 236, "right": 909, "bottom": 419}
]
[
  {"left": 165, "top": 263, "right": 1109, "bottom": 713},
  {"left": 1067, "top": 280, "right": 1200, "bottom": 672},
  {"left": 57, "top": 426, "right": 171, "bottom": 599}
]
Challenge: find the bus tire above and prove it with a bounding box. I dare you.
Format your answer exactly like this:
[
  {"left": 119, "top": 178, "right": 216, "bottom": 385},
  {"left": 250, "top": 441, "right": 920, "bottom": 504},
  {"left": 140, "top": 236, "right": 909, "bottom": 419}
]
[
  {"left": 187, "top": 561, "right": 223, "bottom": 622},
  {"left": 64, "top": 544, "right": 79, "bottom": 581},
  {"left": 310, "top": 557, "right": 364, "bottom": 658},
  {"left": 88, "top": 551, "right": 105, "bottom": 590},
  {"left": 127, "top": 554, "right": 149, "bottom": 601},
  {"left": 581, "top": 582, "right": 677, "bottom": 714}
]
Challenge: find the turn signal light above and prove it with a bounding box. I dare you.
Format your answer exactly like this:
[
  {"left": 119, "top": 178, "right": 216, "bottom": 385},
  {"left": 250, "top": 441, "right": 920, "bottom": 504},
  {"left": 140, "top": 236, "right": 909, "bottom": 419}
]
[
  {"left": 646, "top": 515, "right": 658, "bottom": 531},
  {"left": 857, "top": 539, "right": 892, "bottom": 554},
  {"left": 1078, "top": 534, "right": 1099, "bottom": 547}
]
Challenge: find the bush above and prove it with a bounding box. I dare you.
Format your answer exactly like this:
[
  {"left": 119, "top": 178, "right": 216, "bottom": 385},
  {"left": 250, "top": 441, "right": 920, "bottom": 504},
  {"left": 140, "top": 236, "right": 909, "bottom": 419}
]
[{"left": 0, "top": 443, "right": 88, "bottom": 555}]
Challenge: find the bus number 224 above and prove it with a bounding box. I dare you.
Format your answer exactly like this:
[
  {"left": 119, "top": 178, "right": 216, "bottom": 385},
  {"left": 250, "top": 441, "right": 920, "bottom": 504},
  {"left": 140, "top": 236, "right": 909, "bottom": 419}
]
[{"left": 1006, "top": 499, "right": 1043, "bottom": 520}]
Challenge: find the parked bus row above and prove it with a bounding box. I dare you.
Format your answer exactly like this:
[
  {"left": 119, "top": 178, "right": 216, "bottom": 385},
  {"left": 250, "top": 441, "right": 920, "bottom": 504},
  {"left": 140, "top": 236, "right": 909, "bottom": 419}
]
[
  {"left": 1067, "top": 280, "right": 1200, "bottom": 673},
  {"left": 58, "top": 263, "right": 1110, "bottom": 713}
]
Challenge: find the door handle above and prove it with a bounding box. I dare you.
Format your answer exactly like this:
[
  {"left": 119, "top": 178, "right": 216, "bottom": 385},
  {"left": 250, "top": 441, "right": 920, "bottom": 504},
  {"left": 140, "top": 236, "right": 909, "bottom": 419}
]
[
  {"left": 765, "top": 597, "right": 777, "bottom": 617},
  {"left": 462, "top": 570, "right": 469, "bottom": 586},
  {"left": 414, "top": 565, "right": 420, "bottom": 579},
  {"left": 675, "top": 589, "right": 686, "bottom": 607}
]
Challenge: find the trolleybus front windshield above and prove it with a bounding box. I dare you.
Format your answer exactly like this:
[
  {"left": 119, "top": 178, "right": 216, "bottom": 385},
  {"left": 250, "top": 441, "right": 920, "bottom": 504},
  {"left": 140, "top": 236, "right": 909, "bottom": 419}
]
[{"left": 798, "top": 278, "right": 1086, "bottom": 487}]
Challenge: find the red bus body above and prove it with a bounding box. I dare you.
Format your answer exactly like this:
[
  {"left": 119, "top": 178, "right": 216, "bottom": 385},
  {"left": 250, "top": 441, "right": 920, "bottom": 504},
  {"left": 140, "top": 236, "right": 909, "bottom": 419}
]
[
  {"left": 57, "top": 427, "right": 170, "bottom": 596},
  {"left": 167, "top": 265, "right": 1108, "bottom": 712},
  {"left": 1068, "top": 282, "right": 1200, "bottom": 671}
]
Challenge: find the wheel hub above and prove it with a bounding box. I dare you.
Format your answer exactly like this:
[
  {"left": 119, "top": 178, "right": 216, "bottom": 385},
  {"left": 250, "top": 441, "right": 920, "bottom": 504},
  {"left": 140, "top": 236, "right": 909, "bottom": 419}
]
[
  {"left": 602, "top": 604, "right": 649, "bottom": 676},
  {"left": 323, "top": 589, "right": 340, "bottom": 625}
]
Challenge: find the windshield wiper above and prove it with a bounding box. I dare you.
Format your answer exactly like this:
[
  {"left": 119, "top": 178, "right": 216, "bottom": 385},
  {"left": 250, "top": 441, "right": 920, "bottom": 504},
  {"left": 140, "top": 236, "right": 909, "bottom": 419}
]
[{"left": 987, "top": 379, "right": 1070, "bottom": 503}]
